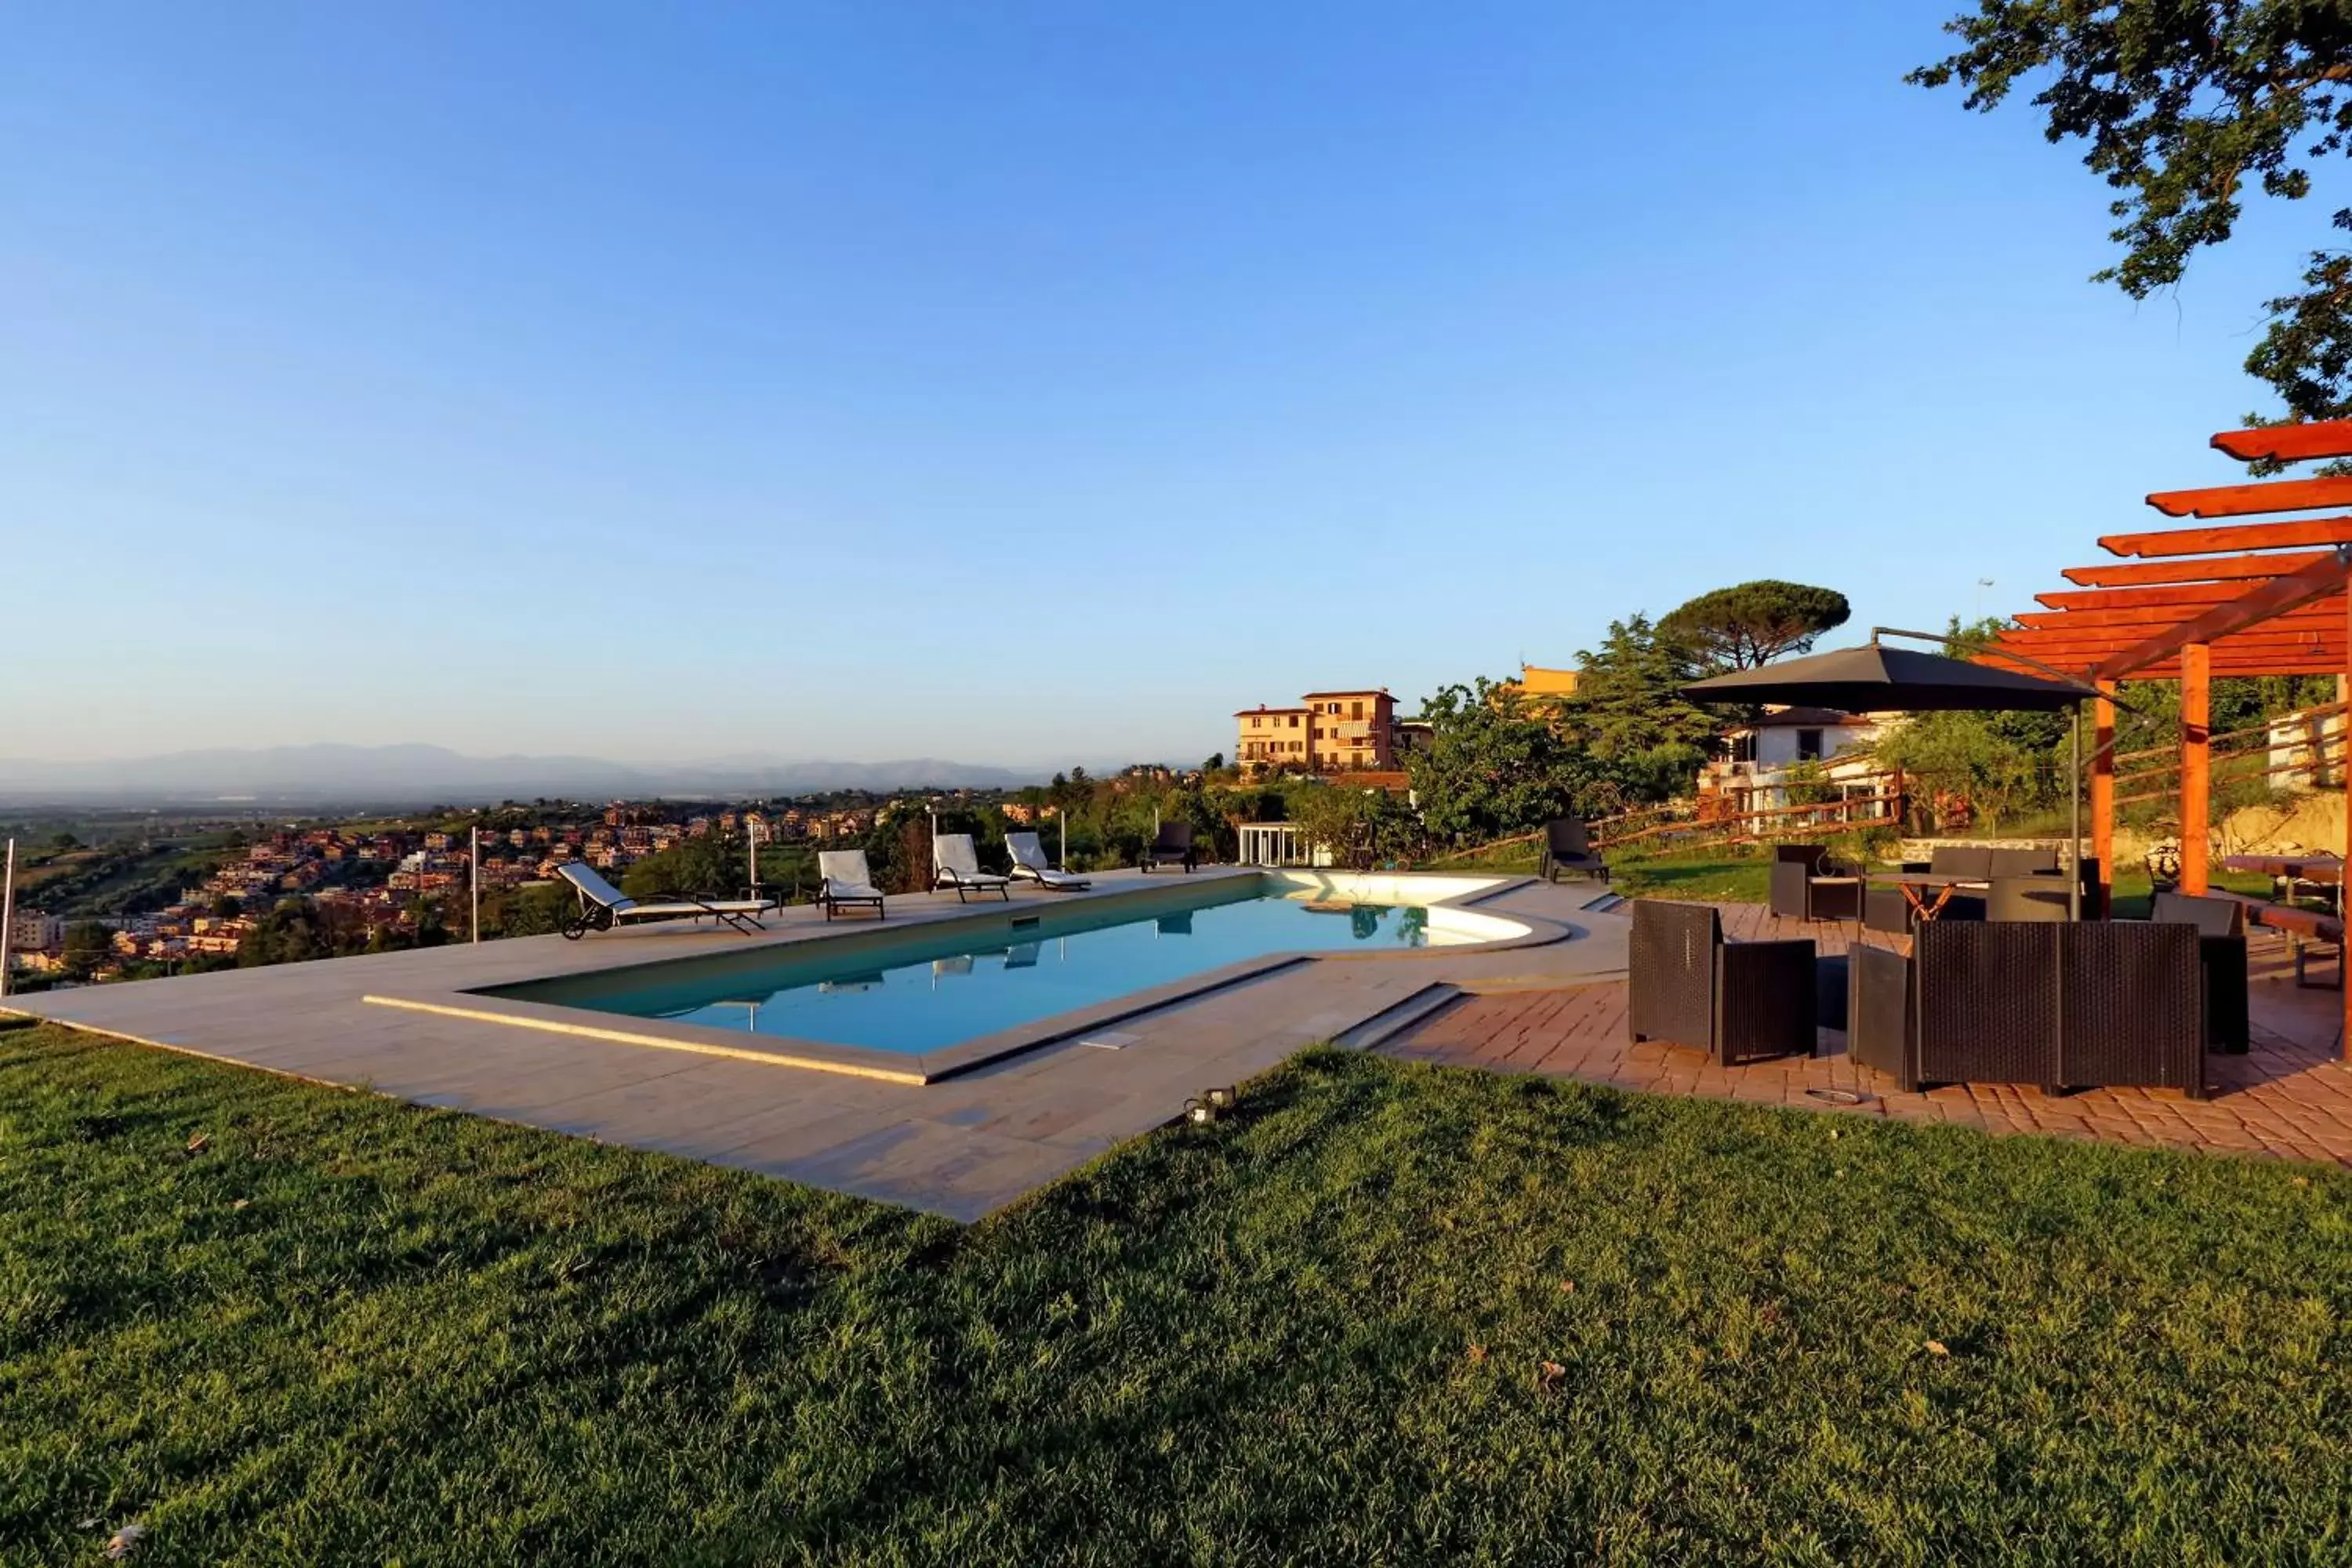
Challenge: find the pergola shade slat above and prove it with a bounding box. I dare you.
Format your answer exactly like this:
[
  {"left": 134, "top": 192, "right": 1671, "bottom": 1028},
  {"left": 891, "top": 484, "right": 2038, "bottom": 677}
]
[
  {"left": 2100, "top": 517, "right": 2352, "bottom": 557},
  {"left": 2061, "top": 551, "right": 2336, "bottom": 587},
  {"left": 2210, "top": 419, "right": 2352, "bottom": 463},
  {"left": 2145, "top": 477, "right": 2352, "bottom": 520}
]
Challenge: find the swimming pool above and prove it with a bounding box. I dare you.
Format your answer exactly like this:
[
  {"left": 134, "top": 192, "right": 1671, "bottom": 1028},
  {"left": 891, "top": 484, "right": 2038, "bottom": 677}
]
[{"left": 481, "top": 875, "right": 1531, "bottom": 1058}]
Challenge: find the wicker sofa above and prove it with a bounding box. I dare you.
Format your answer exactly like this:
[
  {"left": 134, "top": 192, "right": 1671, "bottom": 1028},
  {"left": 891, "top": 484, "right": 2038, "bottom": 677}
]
[
  {"left": 1628, "top": 900, "right": 1817, "bottom": 1066},
  {"left": 1849, "top": 920, "right": 2207, "bottom": 1098}
]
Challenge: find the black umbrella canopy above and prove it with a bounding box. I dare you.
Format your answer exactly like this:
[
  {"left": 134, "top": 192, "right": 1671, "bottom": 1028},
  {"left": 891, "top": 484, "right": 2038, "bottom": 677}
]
[{"left": 1680, "top": 643, "right": 2102, "bottom": 713}]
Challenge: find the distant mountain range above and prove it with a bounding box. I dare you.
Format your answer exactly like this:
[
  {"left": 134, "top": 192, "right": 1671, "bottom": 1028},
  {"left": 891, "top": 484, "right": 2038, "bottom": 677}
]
[{"left": 0, "top": 744, "right": 1047, "bottom": 808}]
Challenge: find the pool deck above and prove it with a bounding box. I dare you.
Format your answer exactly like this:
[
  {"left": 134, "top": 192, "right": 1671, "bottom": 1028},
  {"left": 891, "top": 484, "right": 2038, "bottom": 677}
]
[
  {"left": 1387, "top": 900, "right": 2352, "bottom": 1170},
  {"left": 2, "top": 869, "right": 1628, "bottom": 1220}
]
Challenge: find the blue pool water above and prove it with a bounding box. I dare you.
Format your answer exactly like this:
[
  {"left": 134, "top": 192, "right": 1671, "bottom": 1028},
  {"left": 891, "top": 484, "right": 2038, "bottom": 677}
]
[{"left": 488, "top": 884, "right": 1443, "bottom": 1054}]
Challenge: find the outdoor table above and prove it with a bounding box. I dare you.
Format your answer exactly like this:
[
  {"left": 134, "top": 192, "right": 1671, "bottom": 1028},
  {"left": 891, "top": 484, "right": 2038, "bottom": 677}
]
[
  {"left": 2220, "top": 853, "right": 2343, "bottom": 908},
  {"left": 1870, "top": 870, "right": 1991, "bottom": 924}
]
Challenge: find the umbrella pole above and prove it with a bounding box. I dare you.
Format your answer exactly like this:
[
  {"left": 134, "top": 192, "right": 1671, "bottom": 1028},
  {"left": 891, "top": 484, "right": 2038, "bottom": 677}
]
[{"left": 2071, "top": 702, "right": 2083, "bottom": 921}]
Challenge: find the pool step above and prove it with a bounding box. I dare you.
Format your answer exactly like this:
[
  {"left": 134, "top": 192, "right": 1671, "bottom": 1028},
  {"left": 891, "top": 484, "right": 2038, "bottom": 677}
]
[
  {"left": 1580, "top": 890, "right": 1627, "bottom": 914},
  {"left": 1330, "top": 983, "right": 1465, "bottom": 1053}
]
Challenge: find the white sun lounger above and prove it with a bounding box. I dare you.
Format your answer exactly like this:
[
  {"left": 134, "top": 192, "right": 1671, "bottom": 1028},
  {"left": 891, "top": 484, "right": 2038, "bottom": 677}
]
[
  {"left": 818, "top": 849, "right": 887, "bottom": 921},
  {"left": 1006, "top": 831, "right": 1090, "bottom": 891},
  {"left": 555, "top": 862, "right": 771, "bottom": 939},
  {"left": 933, "top": 833, "right": 1011, "bottom": 902}
]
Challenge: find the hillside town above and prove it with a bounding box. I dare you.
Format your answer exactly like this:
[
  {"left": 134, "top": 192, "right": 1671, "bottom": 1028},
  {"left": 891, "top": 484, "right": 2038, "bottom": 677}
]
[{"left": 0, "top": 799, "right": 931, "bottom": 978}]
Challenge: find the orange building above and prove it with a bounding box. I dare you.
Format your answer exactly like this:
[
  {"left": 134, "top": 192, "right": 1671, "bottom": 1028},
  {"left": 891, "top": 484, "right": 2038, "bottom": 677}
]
[{"left": 1235, "top": 688, "right": 1403, "bottom": 775}]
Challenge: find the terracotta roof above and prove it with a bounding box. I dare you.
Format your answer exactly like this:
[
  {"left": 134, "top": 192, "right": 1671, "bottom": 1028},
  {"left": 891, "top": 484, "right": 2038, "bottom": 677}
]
[
  {"left": 1233, "top": 705, "right": 1312, "bottom": 717},
  {"left": 1297, "top": 688, "right": 1392, "bottom": 700}
]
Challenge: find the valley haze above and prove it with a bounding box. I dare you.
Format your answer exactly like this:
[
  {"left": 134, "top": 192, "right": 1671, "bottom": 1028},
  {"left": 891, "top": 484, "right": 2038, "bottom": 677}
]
[{"left": 0, "top": 744, "right": 1073, "bottom": 808}]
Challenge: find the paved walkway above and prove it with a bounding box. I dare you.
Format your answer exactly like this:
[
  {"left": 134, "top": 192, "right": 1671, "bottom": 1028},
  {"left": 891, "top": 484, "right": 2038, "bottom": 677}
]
[
  {"left": 2, "top": 870, "right": 1628, "bottom": 1219},
  {"left": 1387, "top": 901, "right": 2352, "bottom": 1167}
]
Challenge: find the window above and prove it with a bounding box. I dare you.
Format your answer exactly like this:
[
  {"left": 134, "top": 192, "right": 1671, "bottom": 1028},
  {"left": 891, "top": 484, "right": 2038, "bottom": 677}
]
[
  {"left": 1351, "top": 700, "right": 1363, "bottom": 720},
  {"left": 1250, "top": 717, "right": 1261, "bottom": 729},
  {"left": 1795, "top": 728, "right": 1824, "bottom": 761}
]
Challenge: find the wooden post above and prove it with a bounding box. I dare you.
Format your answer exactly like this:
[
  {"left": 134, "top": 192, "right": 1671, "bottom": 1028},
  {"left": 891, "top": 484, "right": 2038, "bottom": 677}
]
[
  {"left": 2180, "top": 641, "right": 2211, "bottom": 896},
  {"left": 2343, "top": 598, "right": 2351, "bottom": 1062},
  {"left": 2092, "top": 680, "right": 2116, "bottom": 902}
]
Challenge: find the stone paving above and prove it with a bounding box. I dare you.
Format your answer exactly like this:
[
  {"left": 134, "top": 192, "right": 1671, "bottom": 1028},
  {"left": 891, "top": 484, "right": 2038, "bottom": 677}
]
[{"left": 1386, "top": 900, "right": 2352, "bottom": 1167}]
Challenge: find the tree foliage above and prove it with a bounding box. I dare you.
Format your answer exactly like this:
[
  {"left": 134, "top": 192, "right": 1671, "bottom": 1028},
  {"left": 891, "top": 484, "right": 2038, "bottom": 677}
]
[
  {"left": 1657, "top": 580, "right": 1851, "bottom": 671},
  {"left": 1406, "top": 678, "right": 1600, "bottom": 840},
  {"left": 1558, "top": 616, "right": 1721, "bottom": 805},
  {"left": 1914, "top": 2, "right": 2352, "bottom": 419}
]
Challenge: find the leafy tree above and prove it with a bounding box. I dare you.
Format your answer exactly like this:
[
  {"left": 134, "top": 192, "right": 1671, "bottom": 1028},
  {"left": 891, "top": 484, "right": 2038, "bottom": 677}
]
[
  {"left": 1406, "top": 678, "right": 1601, "bottom": 840},
  {"left": 1914, "top": 2, "right": 2352, "bottom": 419},
  {"left": 1561, "top": 616, "right": 1720, "bottom": 804},
  {"left": 1658, "top": 580, "right": 1850, "bottom": 672},
  {"left": 60, "top": 921, "right": 114, "bottom": 979},
  {"left": 621, "top": 832, "right": 750, "bottom": 901},
  {"left": 1287, "top": 783, "right": 1424, "bottom": 869}
]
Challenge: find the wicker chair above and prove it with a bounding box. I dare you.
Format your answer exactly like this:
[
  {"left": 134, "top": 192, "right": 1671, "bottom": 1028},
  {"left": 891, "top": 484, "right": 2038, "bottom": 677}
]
[
  {"left": 1628, "top": 901, "right": 1817, "bottom": 1066},
  {"left": 1769, "top": 844, "right": 1862, "bottom": 923},
  {"left": 1848, "top": 920, "right": 2206, "bottom": 1097},
  {"left": 2151, "top": 891, "right": 2252, "bottom": 1054}
]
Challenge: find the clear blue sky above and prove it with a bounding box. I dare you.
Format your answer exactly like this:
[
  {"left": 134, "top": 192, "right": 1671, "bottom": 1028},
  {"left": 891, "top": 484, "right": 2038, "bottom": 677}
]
[{"left": 1, "top": 3, "right": 2318, "bottom": 768}]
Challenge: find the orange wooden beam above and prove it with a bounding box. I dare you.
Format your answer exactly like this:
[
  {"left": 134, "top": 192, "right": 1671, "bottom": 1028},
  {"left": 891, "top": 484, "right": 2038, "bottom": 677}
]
[
  {"left": 2212, "top": 419, "right": 2352, "bottom": 464},
  {"left": 2016, "top": 604, "right": 2347, "bottom": 631},
  {"left": 2061, "top": 551, "right": 2333, "bottom": 587},
  {"left": 2038, "top": 584, "right": 2278, "bottom": 612},
  {"left": 2004, "top": 611, "right": 2333, "bottom": 639},
  {"left": 2004, "top": 617, "right": 2346, "bottom": 637},
  {"left": 2180, "top": 643, "right": 2211, "bottom": 895},
  {"left": 2147, "top": 476, "right": 2352, "bottom": 519},
  {"left": 2093, "top": 550, "right": 2352, "bottom": 679},
  {"left": 2100, "top": 517, "right": 2352, "bottom": 557},
  {"left": 2092, "top": 678, "right": 2115, "bottom": 899}
]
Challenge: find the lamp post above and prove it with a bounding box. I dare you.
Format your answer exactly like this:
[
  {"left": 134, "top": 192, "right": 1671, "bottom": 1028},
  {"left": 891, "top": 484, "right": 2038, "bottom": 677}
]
[{"left": 0, "top": 837, "right": 15, "bottom": 998}]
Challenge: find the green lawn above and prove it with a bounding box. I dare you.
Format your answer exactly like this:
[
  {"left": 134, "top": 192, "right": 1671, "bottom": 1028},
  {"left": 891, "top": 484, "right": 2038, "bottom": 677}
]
[
  {"left": 1610, "top": 851, "right": 1772, "bottom": 903},
  {"left": 3, "top": 1022, "right": 2349, "bottom": 1564}
]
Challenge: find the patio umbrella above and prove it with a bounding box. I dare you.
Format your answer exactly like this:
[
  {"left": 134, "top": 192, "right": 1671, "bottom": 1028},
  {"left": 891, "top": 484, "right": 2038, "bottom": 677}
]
[
  {"left": 1681, "top": 633, "right": 2107, "bottom": 916},
  {"left": 1679, "top": 641, "right": 2102, "bottom": 712}
]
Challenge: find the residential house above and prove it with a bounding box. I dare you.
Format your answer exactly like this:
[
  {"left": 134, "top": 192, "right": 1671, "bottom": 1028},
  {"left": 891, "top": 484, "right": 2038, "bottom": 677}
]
[{"left": 1235, "top": 688, "right": 1405, "bottom": 775}]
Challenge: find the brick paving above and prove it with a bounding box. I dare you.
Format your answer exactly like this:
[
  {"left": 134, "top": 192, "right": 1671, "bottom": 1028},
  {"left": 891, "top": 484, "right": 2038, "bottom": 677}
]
[{"left": 1385, "top": 901, "right": 2352, "bottom": 1167}]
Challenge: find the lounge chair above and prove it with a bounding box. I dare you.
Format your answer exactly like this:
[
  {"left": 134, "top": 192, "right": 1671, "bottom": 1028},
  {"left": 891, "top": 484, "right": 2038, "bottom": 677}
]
[
  {"left": 1539, "top": 818, "right": 1609, "bottom": 884},
  {"left": 932, "top": 833, "right": 1011, "bottom": 902},
  {"left": 817, "top": 850, "right": 887, "bottom": 921},
  {"left": 554, "top": 862, "right": 771, "bottom": 940},
  {"left": 1006, "top": 831, "right": 1090, "bottom": 891},
  {"left": 1142, "top": 822, "right": 1196, "bottom": 873}
]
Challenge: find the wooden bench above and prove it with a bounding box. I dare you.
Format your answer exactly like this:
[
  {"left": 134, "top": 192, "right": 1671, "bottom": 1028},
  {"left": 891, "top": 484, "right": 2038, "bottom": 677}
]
[{"left": 2206, "top": 891, "right": 2343, "bottom": 989}]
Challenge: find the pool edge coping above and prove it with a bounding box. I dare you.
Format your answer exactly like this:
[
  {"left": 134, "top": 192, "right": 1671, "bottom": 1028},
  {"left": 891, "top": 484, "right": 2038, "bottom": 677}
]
[{"left": 359, "top": 871, "right": 1573, "bottom": 1083}]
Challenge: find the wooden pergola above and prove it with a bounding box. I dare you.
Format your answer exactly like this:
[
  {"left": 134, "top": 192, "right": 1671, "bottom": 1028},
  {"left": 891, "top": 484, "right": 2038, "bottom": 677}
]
[{"left": 1976, "top": 419, "right": 2352, "bottom": 1056}]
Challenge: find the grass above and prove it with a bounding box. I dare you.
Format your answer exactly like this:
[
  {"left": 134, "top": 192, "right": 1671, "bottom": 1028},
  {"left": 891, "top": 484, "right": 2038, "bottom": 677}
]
[
  {"left": 4, "top": 1025, "right": 2350, "bottom": 1563},
  {"left": 1610, "top": 851, "right": 1771, "bottom": 903}
]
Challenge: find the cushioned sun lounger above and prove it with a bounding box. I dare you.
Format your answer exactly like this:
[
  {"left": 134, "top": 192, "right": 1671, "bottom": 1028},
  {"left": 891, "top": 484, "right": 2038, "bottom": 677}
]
[
  {"left": 932, "top": 833, "right": 1011, "bottom": 902},
  {"left": 818, "top": 850, "right": 887, "bottom": 921},
  {"left": 555, "top": 862, "right": 770, "bottom": 940},
  {"left": 1006, "top": 831, "right": 1090, "bottom": 891}
]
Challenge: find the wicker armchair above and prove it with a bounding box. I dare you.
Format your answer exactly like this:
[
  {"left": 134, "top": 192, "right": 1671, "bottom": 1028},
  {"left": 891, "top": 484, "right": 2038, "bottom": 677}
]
[
  {"left": 1848, "top": 920, "right": 2206, "bottom": 1097},
  {"left": 1628, "top": 900, "right": 1817, "bottom": 1066},
  {"left": 1768, "top": 844, "right": 1862, "bottom": 923},
  {"left": 2150, "top": 891, "right": 2251, "bottom": 1054}
]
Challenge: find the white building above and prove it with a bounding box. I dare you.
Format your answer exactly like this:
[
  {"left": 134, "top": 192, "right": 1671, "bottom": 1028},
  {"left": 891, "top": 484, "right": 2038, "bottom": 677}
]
[{"left": 1702, "top": 706, "right": 1899, "bottom": 829}]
